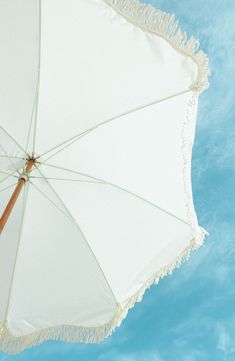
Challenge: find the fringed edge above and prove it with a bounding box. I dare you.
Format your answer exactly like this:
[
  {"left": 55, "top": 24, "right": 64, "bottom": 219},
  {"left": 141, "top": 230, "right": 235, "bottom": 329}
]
[
  {"left": 0, "top": 315, "right": 117, "bottom": 354},
  {"left": 0, "top": 235, "right": 205, "bottom": 355},
  {"left": 104, "top": 0, "right": 210, "bottom": 93},
  {"left": 181, "top": 90, "right": 208, "bottom": 245},
  {"left": 0, "top": 2, "right": 209, "bottom": 353},
  {"left": 113, "top": 236, "right": 206, "bottom": 328},
  {"left": 0, "top": 66, "right": 208, "bottom": 359},
  {"left": 104, "top": 0, "right": 209, "bottom": 240}
]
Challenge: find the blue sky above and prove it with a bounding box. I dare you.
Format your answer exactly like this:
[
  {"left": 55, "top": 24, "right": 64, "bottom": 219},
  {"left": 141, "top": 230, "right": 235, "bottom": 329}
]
[{"left": 1, "top": 0, "right": 234, "bottom": 360}]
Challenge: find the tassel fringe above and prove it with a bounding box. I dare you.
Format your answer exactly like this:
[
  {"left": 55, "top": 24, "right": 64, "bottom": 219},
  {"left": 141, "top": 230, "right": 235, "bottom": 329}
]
[
  {"left": 104, "top": 0, "right": 210, "bottom": 92},
  {"left": 0, "top": 236, "right": 205, "bottom": 354},
  {"left": 0, "top": 0, "right": 209, "bottom": 354},
  {"left": 0, "top": 232, "right": 206, "bottom": 354}
]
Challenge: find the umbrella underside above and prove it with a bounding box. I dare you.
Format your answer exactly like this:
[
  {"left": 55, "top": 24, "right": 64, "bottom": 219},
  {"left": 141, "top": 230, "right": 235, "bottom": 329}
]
[{"left": 0, "top": 0, "right": 209, "bottom": 353}]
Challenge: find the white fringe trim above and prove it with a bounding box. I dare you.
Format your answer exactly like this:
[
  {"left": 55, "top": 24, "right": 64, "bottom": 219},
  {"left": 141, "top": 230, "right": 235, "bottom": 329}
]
[
  {"left": 0, "top": 237, "right": 205, "bottom": 354},
  {"left": 182, "top": 91, "right": 208, "bottom": 245},
  {"left": 104, "top": 0, "right": 210, "bottom": 92},
  {"left": 0, "top": 1, "right": 209, "bottom": 354}
]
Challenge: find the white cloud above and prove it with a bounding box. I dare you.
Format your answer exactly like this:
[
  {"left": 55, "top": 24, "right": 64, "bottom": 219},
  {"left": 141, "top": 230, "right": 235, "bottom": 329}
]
[
  {"left": 216, "top": 321, "right": 235, "bottom": 355},
  {"left": 97, "top": 348, "right": 164, "bottom": 361}
]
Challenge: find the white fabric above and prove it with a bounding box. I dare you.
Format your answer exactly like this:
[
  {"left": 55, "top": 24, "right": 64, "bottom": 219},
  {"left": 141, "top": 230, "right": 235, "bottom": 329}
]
[
  {"left": 0, "top": 0, "right": 206, "bottom": 343},
  {"left": 7, "top": 179, "right": 116, "bottom": 336},
  {"left": 35, "top": 0, "right": 197, "bottom": 155},
  {"left": 0, "top": 0, "right": 39, "bottom": 152}
]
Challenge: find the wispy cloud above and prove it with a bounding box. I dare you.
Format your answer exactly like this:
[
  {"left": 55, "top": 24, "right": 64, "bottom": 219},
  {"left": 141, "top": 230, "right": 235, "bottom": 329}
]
[
  {"left": 215, "top": 319, "right": 235, "bottom": 357},
  {"left": 97, "top": 348, "right": 164, "bottom": 361}
]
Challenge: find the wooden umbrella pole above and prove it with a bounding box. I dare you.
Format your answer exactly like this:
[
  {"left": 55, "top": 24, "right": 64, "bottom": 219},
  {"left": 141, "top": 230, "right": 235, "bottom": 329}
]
[{"left": 0, "top": 159, "right": 35, "bottom": 234}]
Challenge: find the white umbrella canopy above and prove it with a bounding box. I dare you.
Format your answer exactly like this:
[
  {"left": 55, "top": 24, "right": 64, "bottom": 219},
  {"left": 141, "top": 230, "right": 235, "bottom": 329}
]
[{"left": 0, "top": 0, "right": 209, "bottom": 353}]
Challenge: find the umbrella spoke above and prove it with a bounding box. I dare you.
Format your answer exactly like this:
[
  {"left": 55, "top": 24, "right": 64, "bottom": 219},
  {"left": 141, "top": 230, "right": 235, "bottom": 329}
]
[
  {"left": 0, "top": 126, "right": 29, "bottom": 157},
  {"left": 34, "top": 165, "right": 81, "bottom": 220},
  {"left": 0, "top": 182, "right": 18, "bottom": 193},
  {"left": 0, "top": 171, "right": 18, "bottom": 178},
  {"left": 31, "top": 167, "right": 85, "bottom": 224},
  {"left": 25, "top": 89, "right": 39, "bottom": 155},
  {"left": 0, "top": 171, "right": 18, "bottom": 185},
  {"left": 0, "top": 145, "right": 21, "bottom": 176},
  {"left": 29, "top": 180, "right": 75, "bottom": 224},
  {"left": 30, "top": 175, "right": 104, "bottom": 184},
  {"left": 31, "top": 1, "right": 42, "bottom": 157},
  {"left": 36, "top": 129, "right": 91, "bottom": 163},
  {"left": 0, "top": 0, "right": 209, "bottom": 349},
  {"left": 32, "top": 165, "right": 118, "bottom": 304},
  {"left": 37, "top": 88, "right": 191, "bottom": 163},
  {"left": 33, "top": 162, "right": 104, "bottom": 183},
  {"left": 0, "top": 154, "right": 25, "bottom": 160},
  {"left": 38, "top": 162, "right": 189, "bottom": 226},
  {"left": 32, "top": 165, "right": 78, "bottom": 222}
]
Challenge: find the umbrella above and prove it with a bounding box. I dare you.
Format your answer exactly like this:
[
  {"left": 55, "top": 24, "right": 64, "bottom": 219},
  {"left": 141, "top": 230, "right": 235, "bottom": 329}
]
[{"left": 0, "top": 0, "right": 209, "bottom": 353}]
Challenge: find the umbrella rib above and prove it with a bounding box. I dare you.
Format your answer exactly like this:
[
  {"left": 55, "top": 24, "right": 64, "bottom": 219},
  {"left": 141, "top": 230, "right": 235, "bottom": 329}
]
[
  {"left": 0, "top": 182, "right": 18, "bottom": 193},
  {"left": 0, "top": 145, "right": 21, "bottom": 176},
  {"left": 30, "top": 175, "right": 104, "bottom": 184},
  {"left": 25, "top": 86, "right": 38, "bottom": 155},
  {"left": 4, "top": 183, "right": 29, "bottom": 321},
  {"left": 36, "top": 162, "right": 109, "bottom": 182},
  {"left": 82, "top": 175, "right": 189, "bottom": 226},
  {"left": 37, "top": 88, "right": 191, "bottom": 163},
  {"left": 4, "top": 2, "right": 41, "bottom": 157},
  {"left": 38, "top": 162, "right": 189, "bottom": 226},
  {"left": 31, "top": 0, "right": 42, "bottom": 156},
  {"left": 39, "top": 130, "right": 93, "bottom": 164},
  {"left": 33, "top": 165, "right": 119, "bottom": 305},
  {"left": 29, "top": 180, "right": 75, "bottom": 224},
  {"left": 0, "top": 154, "right": 25, "bottom": 160},
  {"left": 0, "top": 126, "right": 29, "bottom": 158},
  {"left": 0, "top": 171, "right": 18, "bottom": 185},
  {"left": 0, "top": 171, "right": 18, "bottom": 179}
]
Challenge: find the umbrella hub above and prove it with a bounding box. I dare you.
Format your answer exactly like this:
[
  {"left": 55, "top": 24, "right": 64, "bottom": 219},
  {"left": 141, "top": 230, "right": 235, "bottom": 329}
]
[
  {"left": 19, "top": 158, "right": 36, "bottom": 182},
  {"left": 0, "top": 158, "right": 36, "bottom": 233}
]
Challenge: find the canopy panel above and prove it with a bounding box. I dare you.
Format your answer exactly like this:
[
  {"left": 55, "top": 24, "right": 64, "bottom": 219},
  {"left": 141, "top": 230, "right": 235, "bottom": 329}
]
[
  {"left": 0, "top": 0, "right": 39, "bottom": 152},
  {"left": 7, "top": 180, "right": 117, "bottom": 336},
  {"left": 0, "top": 0, "right": 209, "bottom": 353},
  {"left": 34, "top": 0, "right": 198, "bottom": 155},
  {"left": 44, "top": 91, "right": 196, "bottom": 222}
]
